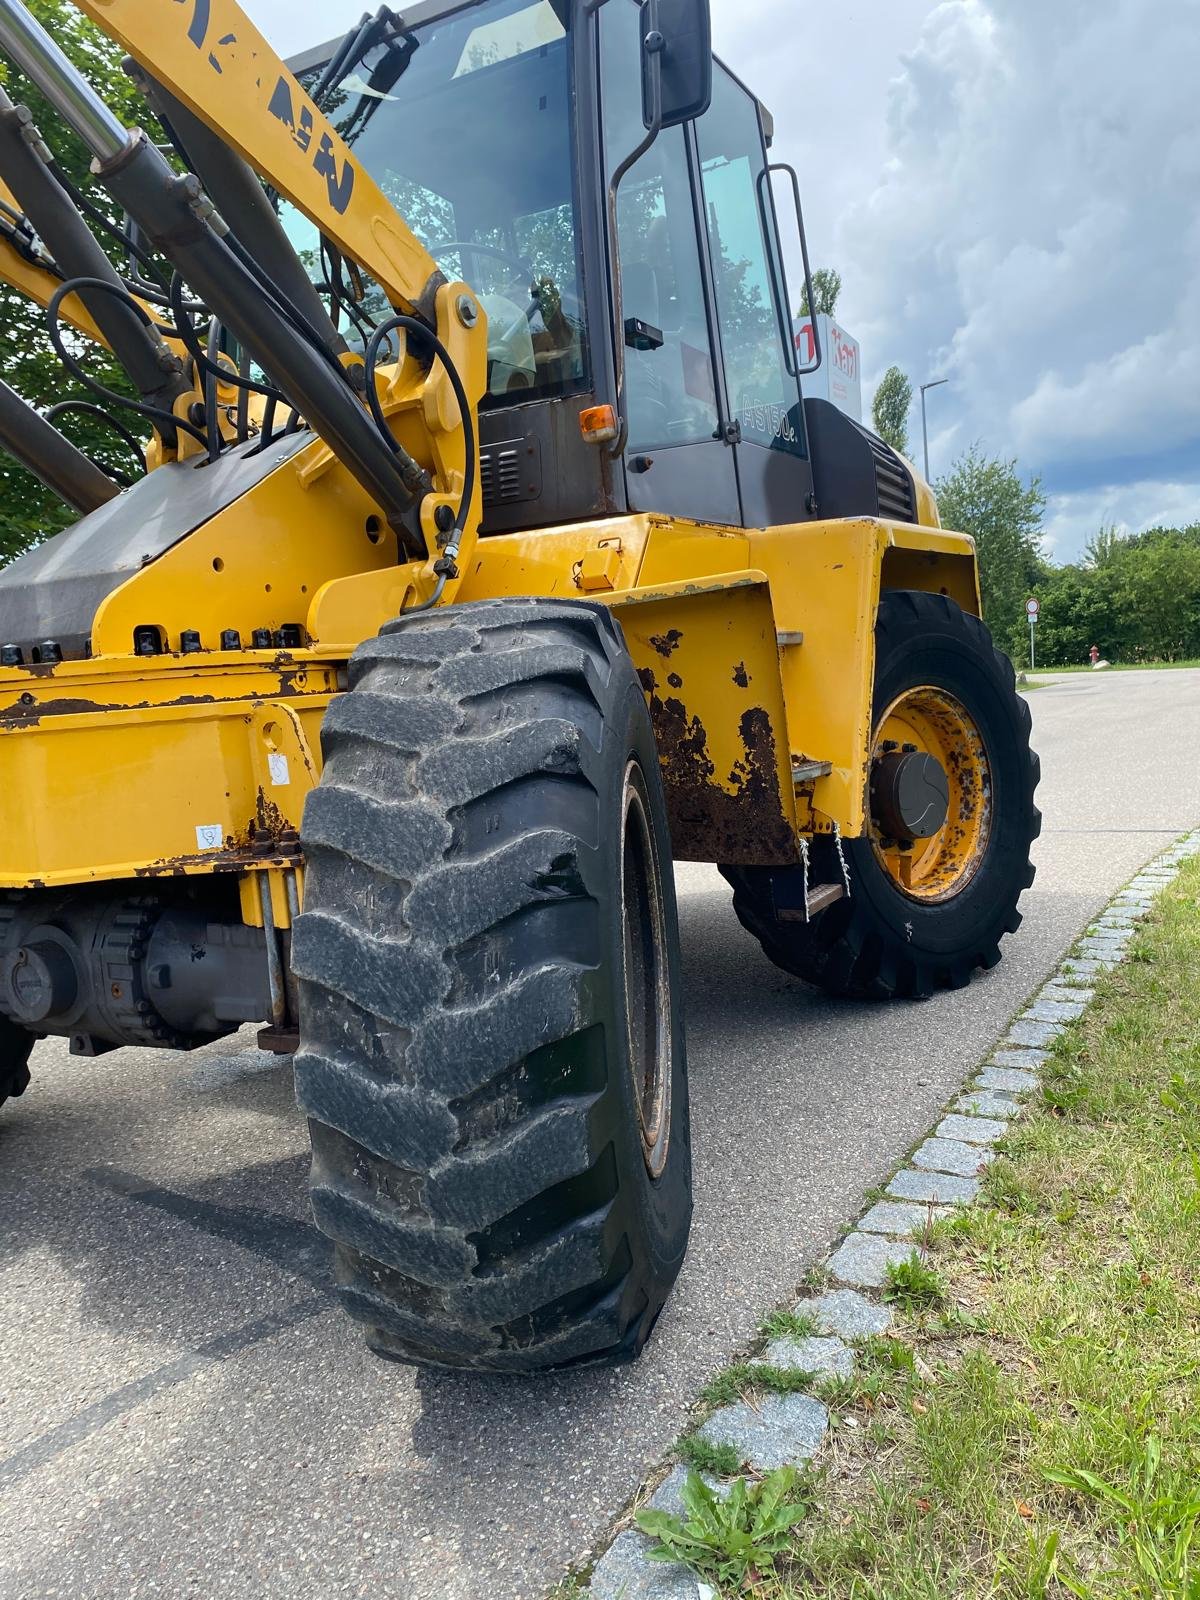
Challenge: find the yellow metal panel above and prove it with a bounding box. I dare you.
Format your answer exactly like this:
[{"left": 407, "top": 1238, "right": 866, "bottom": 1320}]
[
  {"left": 745, "top": 519, "right": 884, "bottom": 838},
  {"left": 454, "top": 517, "right": 654, "bottom": 602},
  {"left": 0, "top": 655, "right": 333, "bottom": 887},
  {"left": 246, "top": 700, "right": 319, "bottom": 836},
  {"left": 635, "top": 524, "right": 751, "bottom": 587},
  {"left": 881, "top": 534, "right": 980, "bottom": 616},
  {"left": 609, "top": 575, "right": 798, "bottom": 864},
  {"left": 89, "top": 440, "right": 401, "bottom": 656},
  {"left": 0, "top": 698, "right": 326, "bottom": 886}
]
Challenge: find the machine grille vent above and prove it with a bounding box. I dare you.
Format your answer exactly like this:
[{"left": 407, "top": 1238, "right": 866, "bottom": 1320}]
[
  {"left": 869, "top": 437, "right": 916, "bottom": 523},
  {"left": 479, "top": 438, "right": 541, "bottom": 508}
]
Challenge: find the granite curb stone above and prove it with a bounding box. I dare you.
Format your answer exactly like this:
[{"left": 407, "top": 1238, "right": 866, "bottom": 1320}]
[
  {"left": 975, "top": 1066, "right": 1039, "bottom": 1094},
  {"left": 759, "top": 1334, "right": 854, "bottom": 1378},
  {"left": 911, "top": 1136, "right": 995, "bottom": 1176},
  {"left": 697, "top": 1393, "right": 829, "bottom": 1471},
  {"left": 991, "top": 1047, "right": 1050, "bottom": 1069},
  {"left": 888, "top": 1167, "right": 980, "bottom": 1204},
  {"left": 804, "top": 1288, "right": 893, "bottom": 1338},
  {"left": 934, "top": 1112, "right": 1007, "bottom": 1145},
  {"left": 857, "top": 1199, "right": 950, "bottom": 1236},
  {"left": 827, "top": 1230, "right": 924, "bottom": 1288},
  {"left": 955, "top": 1088, "right": 1020, "bottom": 1119}
]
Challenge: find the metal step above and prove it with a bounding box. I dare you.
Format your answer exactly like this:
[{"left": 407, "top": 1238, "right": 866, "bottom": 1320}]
[
  {"left": 791, "top": 758, "right": 832, "bottom": 784},
  {"left": 778, "top": 882, "right": 845, "bottom": 922},
  {"left": 776, "top": 629, "right": 804, "bottom": 647}
]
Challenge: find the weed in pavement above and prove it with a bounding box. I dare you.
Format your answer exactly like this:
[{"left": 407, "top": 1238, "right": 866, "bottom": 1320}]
[
  {"left": 635, "top": 1467, "right": 817, "bottom": 1590},
  {"left": 882, "top": 1250, "right": 946, "bottom": 1311},
  {"left": 760, "top": 1307, "right": 819, "bottom": 1341},
  {"left": 677, "top": 1433, "right": 742, "bottom": 1477}
]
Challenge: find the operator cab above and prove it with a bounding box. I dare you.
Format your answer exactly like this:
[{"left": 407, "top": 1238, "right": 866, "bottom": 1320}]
[{"left": 287, "top": 0, "right": 914, "bottom": 536}]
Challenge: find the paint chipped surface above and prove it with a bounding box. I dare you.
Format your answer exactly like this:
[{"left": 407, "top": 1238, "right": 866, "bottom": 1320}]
[{"left": 640, "top": 687, "right": 797, "bottom": 864}]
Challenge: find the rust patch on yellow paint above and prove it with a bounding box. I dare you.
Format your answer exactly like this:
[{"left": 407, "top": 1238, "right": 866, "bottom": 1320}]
[{"left": 640, "top": 688, "right": 797, "bottom": 865}]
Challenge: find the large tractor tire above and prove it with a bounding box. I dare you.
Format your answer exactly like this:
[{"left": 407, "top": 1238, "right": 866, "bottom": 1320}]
[
  {"left": 0, "top": 1016, "right": 33, "bottom": 1113},
  {"left": 293, "top": 598, "right": 691, "bottom": 1372},
  {"left": 724, "top": 590, "right": 1039, "bottom": 1000}
]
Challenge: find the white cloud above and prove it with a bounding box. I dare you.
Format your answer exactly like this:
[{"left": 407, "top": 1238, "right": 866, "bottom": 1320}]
[
  {"left": 1043, "top": 477, "right": 1200, "bottom": 562},
  {"left": 817, "top": 0, "right": 1200, "bottom": 557}
]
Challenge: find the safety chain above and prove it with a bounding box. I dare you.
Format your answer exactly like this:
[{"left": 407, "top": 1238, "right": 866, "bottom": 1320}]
[{"left": 833, "top": 822, "right": 852, "bottom": 899}]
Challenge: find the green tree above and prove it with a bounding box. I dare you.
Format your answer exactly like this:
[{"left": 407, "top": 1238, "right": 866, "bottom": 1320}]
[
  {"left": 1033, "top": 524, "right": 1200, "bottom": 666},
  {"left": 0, "top": 0, "right": 149, "bottom": 566},
  {"left": 1083, "top": 521, "right": 1122, "bottom": 569},
  {"left": 798, "top": 266, "right": 841, "bottom": 318},
  {"left": 935, "top": 445, "right": 1046, "bottom": 655},
  {"left": 871, "top": 365, "right": 912, "bottom": 457},
  {"left": 1107, "top": 526, "right": 1200, "bottom": 661},
  {"left": 1032, "top": 562, "right": 1114, "bottom": 667}
]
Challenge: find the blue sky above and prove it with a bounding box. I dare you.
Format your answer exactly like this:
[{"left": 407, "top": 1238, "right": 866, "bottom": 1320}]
[{"left": 246, "top": 0, "right": 1200, "bottom": 562}]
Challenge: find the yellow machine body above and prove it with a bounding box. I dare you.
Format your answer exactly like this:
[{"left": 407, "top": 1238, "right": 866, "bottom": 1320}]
[
  {"left": 0, "top": 483, "right": 978, "bottom": 907},
  {"left": 0, "top": 0, "right": 980, "bottom": 924}
]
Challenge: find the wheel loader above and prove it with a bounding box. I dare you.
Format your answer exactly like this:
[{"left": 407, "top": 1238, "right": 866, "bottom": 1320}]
[{"left": 0, "top": 0, "right": 1039, "bottom": 1371}]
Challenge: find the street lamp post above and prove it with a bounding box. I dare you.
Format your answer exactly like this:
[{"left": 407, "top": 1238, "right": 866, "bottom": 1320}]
[{"left": 919, "top": 378, "right": 948, "bottom": 481}]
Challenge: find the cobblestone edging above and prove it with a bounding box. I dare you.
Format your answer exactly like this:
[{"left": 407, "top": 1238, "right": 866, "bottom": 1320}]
[{"left": 581, "top": 831, "right": 1200, "bottom": 1600}]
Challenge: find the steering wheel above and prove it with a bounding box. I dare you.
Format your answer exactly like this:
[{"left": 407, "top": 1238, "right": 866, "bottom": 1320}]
[
  {"left": 429, "top": 239, "right": 576, "bottom": 327},
  {"left": 429, "top": 239, "right": 533, "bottom": 282}
]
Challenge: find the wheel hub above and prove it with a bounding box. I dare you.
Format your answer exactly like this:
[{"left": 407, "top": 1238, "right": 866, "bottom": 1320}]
[
  {"left": 867, "top": 686, "right": 993, "bottom": 902},
  {"left": 870, "top": 748, "right": 950, "bottom": 842}
]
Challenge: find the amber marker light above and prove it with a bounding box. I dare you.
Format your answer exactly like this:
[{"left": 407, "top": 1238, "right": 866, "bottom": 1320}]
[{"left": 579, "top": 404, "right": 619, "bottom": 444}]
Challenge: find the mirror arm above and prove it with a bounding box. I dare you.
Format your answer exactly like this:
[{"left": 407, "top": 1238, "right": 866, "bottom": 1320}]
[{"left": 604, "top": 0, "right": 663, "bottom": 455}]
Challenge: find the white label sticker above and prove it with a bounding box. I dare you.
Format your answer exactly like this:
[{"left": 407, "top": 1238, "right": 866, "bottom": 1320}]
[
  {"left": 195, "top": 824, "right": 223, "bottom": 852},
  {"left": 267, "top": 752, "right": 290, "bottom": 787}
]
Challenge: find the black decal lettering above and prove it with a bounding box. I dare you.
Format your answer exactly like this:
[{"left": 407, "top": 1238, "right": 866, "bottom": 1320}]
[
  {"left": 207, "top": 30, "right": 236, "bottom": 72},
  {"left": 313, "top": 132, "right": 354, "bottom": 214},
  {"left": 267, "top": 75, "right": 297, "bottom": 135},
  {"left": 174, "top": 0, "right": 210, "bottom": 49}
]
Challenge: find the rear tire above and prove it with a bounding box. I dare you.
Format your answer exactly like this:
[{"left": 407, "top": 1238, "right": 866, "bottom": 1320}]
[
  {"left": 294, "top": 598, "right": 691, "bottom": 1371},
  {"left": 0, "top": 1016, "right": 32, "bottom": 1113},
  {"left": 724, "top": 590, "right": 1040, "bottom": 1000}
]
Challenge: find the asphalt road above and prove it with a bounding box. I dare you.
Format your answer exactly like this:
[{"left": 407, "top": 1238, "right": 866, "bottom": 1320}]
[{"left": 3, "top": 668, "right": 1198, "bottom": 1600}]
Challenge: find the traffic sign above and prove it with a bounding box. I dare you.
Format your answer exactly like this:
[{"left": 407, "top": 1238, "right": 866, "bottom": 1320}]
[{"left": 1025, "top": 597, "right": 1040, "bottom": 619}]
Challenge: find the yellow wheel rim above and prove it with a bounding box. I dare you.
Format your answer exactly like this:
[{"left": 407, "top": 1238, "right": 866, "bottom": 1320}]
[{"left": 868, "top": 686, "right": 992, "bottom": 903}]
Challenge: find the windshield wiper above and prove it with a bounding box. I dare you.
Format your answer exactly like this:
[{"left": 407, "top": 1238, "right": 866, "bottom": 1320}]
[{"left": 310, "top": 4, "right": 416, "bottom": 141}]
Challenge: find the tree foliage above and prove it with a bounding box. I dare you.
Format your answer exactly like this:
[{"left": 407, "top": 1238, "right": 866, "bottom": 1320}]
[
  {"left": 798, "top": 266, "right": 841, "bottom": 318},
  {"left": 935, "top": 445, "right": 1046, "bottom": 656},
  {"left": 0, "top": 0, "right": 149, "bottom": 567},
  {"left": 872, "top": 364, "right": 912, "bottom": 457},
  {"left": 1032, "top": 525, "right": 1200, "bottom": 666}
]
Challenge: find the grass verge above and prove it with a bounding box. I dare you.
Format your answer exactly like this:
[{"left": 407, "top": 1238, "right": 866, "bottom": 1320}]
[
  {"left": 1027, "top": 660, "right": 1200, "bottom": 678},
  {"left": 652, "top": 858, "right": 1200, "bottom": 1599}
]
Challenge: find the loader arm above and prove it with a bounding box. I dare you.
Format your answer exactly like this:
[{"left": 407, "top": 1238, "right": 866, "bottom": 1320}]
[
  {"left": 1, "top": 176, "right": 105, "bottom": 340},
  {"left": 0, "top": 175, "right": 190, "bottom": 357},
  {"left": 70, "top": 0, "right": 441, "bottom": 323},
  {"left": 0, "top": 0, "right": 488, "bottom": 569}
]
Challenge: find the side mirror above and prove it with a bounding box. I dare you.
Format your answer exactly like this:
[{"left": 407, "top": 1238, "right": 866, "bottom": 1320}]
[{"left": 641, "top": 0, "right": 712, "bottom": 131}]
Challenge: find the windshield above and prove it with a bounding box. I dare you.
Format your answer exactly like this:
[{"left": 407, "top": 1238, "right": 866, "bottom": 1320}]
[{"left": 286, "top": 0, "right": 587, "bottom": 410}]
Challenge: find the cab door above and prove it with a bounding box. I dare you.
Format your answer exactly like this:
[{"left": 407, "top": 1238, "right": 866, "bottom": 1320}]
[
  {"left": 599, "top": 0, "right": 740, "bottom": 525},
  {"left": 695, "top": 66, "right": 815, "bottom": 528}
]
